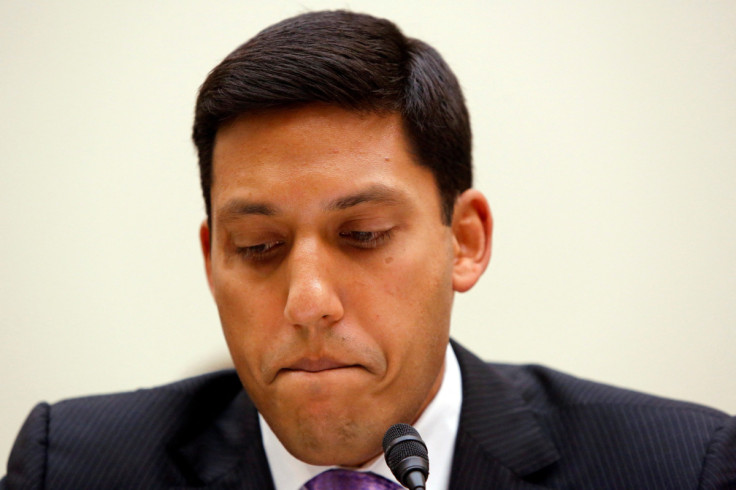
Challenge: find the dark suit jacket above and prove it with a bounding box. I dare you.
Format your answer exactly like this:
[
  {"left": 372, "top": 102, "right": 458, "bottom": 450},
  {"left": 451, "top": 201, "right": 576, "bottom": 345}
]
[{"left": 3, "top": 341, "right": 735, "bottom": 489}]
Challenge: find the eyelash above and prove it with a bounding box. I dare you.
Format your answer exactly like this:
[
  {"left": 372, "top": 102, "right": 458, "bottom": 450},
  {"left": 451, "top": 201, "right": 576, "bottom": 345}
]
[
  {"left": 338, "top": 229, "right": 393, "bottom": 249},
  {"left": 235, "top": 229, "right": 393, "bottom": 262},
  {"left": 236, "top": 241, "right": 284, "bottom": 262}
]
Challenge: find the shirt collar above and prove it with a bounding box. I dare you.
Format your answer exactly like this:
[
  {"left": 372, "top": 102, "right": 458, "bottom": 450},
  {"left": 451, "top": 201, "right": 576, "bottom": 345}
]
[{"left": 260, "top": 343, "right": 463, "bottom": 489}]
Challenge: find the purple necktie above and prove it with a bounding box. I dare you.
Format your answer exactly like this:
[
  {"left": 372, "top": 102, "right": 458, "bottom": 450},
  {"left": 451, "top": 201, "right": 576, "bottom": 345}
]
[{"left": 302, "top": 468, "right": 402, "bottom": 490}]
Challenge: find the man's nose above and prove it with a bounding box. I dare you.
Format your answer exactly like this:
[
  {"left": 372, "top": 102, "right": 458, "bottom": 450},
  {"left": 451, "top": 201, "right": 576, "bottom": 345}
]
[{"left": 283, "top": 239, "right": 344, "bottom": 329}]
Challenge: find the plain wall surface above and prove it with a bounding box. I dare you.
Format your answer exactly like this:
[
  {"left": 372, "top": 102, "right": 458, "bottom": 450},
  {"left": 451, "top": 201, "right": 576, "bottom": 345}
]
[{"left": 2, "top": 0, "right": 735, "bottom": 467}]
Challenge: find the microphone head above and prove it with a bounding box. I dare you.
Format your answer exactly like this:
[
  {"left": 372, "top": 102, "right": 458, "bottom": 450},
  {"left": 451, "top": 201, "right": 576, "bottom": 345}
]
[{"left": 382, "top": 423, "right": 429, "bottom": 489}]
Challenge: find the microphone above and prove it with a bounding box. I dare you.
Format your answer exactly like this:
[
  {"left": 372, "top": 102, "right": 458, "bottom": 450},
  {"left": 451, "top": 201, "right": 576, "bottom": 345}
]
[{"left": 382, "top": 423, "right": 429, "bottom": 490}]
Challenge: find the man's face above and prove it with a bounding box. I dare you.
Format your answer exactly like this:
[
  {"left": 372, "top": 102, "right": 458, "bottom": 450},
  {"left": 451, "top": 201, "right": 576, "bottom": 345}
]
[{"left": 202, "top": 104, "right": 457, "bottom": 466}]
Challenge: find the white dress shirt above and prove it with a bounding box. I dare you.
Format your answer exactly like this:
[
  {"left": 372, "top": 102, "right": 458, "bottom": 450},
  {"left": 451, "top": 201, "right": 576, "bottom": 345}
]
[{"left": 260, "top": 343, "right": 463, "bottom": 489}]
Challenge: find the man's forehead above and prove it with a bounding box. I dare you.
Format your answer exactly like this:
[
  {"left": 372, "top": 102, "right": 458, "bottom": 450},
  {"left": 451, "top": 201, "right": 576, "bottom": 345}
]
[
  {"left": 209, "top": 105, "right": 419, "bottom": 178},
  {"left": 214, "top": 104, "right": 403, "bottom": 147},
  {"left": 208, "top": 103, "right": 444, "bottom": 225}
]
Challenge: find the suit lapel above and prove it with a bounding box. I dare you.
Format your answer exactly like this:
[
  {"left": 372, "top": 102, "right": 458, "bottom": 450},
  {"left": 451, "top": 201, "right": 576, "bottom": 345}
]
[
  {"left": 449, "top": 341, "right": 559, "bottom": 489},
  {"left": 172, "top": 386, "right": 275, "bottom": 489}
]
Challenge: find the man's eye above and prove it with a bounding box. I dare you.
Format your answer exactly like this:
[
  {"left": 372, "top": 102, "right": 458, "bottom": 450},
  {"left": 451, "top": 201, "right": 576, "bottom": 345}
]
[
  {"left": 236, "top": 241, "right": 283, "bottom": 261},
  {"left": 339, "top": 230, "right": 393, "bottom": 249}
]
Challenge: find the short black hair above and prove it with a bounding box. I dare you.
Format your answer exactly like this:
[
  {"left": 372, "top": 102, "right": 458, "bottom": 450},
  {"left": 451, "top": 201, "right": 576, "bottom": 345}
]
[{"left": 193, "top": 10, "right": 471, "bottom": 224}]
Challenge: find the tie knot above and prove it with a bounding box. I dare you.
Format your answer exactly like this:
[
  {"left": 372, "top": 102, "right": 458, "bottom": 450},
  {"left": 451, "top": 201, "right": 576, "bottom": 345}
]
[{"left": 302, "top": 468, "right": 402, "bottom": 490}]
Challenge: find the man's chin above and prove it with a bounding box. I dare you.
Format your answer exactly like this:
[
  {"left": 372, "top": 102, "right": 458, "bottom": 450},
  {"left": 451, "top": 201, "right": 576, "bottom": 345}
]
[
  {"left": 275, "top": 415, "right": 385, "bottom": 467},
  {"left": 288, "top": 439, "right": 383, "bottom": 468}
]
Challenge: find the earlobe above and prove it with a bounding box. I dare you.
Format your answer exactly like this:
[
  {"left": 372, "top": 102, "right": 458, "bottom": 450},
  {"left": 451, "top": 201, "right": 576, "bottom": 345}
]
[
  {"left": 199, "top": 220, "right": 215, "bottom": 294},
  {"left": 451, "top": 189, "right": 493, "bottom": 292}
]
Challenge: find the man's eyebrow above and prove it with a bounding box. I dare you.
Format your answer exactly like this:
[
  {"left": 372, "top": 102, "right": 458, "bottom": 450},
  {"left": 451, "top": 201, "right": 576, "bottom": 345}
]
[
  {"left": 217, "top": 184, "right": 407, "bottom": 221},
  {"left": 325, "top": 184, "right": 407, "bottom": 211},
  {"left": 219, "top": 200, "right": 278, "bottom": 220}
]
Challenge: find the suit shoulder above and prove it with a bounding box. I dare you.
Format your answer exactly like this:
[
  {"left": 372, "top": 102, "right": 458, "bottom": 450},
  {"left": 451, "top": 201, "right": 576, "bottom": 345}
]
[
  {"left": 490, "top": 362, "right": 729, "bottom": 419},
  {"left": 51, "top": 369, "right": 242, "bottom": 418},
  {"left": 487, "top": 362, "right": 736, "bottom": 487},
  {"left": 6, "top": 370, "right": 245, "bottom": 488},
  {"left": 451, "top": 341, "right": 736, "bottom": 487},
  {"left": 46, "top": 369, "right": 244, "bottom": 457}
]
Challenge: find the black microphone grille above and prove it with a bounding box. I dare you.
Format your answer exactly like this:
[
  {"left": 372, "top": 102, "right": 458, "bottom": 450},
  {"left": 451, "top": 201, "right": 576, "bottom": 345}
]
[{"left": 382, "top": 423, "right": 428, "bottom": 471}]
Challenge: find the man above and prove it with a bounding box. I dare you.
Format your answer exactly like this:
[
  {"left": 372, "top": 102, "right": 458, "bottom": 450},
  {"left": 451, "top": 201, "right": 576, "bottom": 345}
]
[{"left": 2, "top": 10, "right": 735, "bottom": 490}]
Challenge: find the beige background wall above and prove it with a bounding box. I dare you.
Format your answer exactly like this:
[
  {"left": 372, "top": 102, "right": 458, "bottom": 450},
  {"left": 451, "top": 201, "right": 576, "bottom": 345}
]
[{"left": 2, "top": 0, "right": 735, "bottom": 466}]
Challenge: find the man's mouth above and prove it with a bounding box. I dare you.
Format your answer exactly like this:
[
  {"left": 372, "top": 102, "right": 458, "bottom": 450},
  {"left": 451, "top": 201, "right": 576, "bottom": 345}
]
[{"left": 283, "top": 358, "right": 358, "bottom": 373}]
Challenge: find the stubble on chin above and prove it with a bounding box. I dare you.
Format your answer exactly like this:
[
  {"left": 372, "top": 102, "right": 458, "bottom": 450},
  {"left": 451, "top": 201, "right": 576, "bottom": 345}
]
[{"left": 285, "top": 412, "right": 383, "bottom": 467}]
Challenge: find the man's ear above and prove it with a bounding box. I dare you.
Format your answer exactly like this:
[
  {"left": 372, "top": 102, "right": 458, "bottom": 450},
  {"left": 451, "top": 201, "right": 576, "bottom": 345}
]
[
  {"left": 199, "top": 220, "right": 214, "bottom": 294},
  {"left": 451, "top": 189, "right": 493, "bottom": 292}
]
